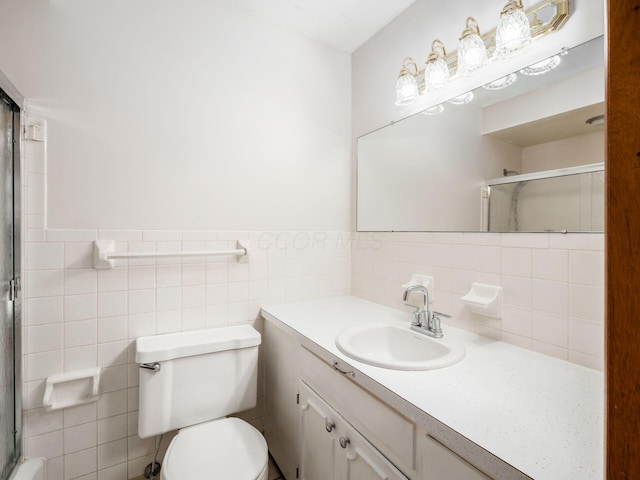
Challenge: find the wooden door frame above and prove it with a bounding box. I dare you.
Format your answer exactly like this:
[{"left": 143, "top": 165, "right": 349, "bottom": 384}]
[{"left": 606, "top": 0, "right": 640, "bottom": 477}]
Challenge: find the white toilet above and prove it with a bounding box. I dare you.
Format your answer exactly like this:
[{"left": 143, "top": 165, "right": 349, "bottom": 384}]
[{"left": 135, "top": 325, "right": 268, "bottom": 480}]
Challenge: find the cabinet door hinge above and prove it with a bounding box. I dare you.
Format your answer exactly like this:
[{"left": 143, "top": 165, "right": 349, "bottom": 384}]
[{"left": 296, "top": 392, "right": 300, "bottom": 405}]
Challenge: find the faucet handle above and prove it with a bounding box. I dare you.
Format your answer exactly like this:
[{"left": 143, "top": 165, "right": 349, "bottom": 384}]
[
  {"left": 430, "top": 311, "right": 449, "bottom": 338},
  {"left": 405, "top": 304, "right": 422, "bottom": 326}
]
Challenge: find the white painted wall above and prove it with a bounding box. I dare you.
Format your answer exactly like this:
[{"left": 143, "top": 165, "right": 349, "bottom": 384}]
[{"left": 0, "top": 0, "right": 352, "bottom": 231}]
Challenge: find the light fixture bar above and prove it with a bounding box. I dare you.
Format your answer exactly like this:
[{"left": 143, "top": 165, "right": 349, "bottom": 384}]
[{"left": 527, "top": 0, "right": 570, "bottom": 36}]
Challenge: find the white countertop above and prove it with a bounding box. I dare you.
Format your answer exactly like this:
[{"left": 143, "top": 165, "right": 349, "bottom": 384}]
[{"left": 261, "top": 296, "right": 604, "bottom": 480}]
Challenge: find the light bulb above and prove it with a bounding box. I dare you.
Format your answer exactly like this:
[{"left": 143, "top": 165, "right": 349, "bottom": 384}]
[
  {"left": 457, "top": 17, "right": 489, "bottom": 76},
  {"left": 395, "top": 58, "right": 420, "bottom": 106},
  {"left": 424, "top": 40, "right": 450, "bottom": 91},
  {"left": 395, "top": 74, "right": 419, "bottom": 106},
  {"left": 495, "top": 0, "right": 532, "bottom": 58}
]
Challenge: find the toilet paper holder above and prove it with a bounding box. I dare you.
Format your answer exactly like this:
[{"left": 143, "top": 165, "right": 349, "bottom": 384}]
[{"left": 43, "top": 368, "right": 101, "bottom": 411}]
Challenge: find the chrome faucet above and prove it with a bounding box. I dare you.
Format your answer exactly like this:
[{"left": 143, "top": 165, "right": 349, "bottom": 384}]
[
  {"left": 403, "top": 284, "right": 449, "bottom": 338},
  {"left": 403, "top": 284, "right": 430, "bottom": 328}
]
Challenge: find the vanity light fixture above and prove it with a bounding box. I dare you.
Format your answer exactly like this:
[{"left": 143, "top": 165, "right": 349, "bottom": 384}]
[
  {"left": 448, "top": 91, "right": 474, "bottom": 105},
  {"left": 423, "top": 104, "right": 445, "bottom": 115},
  {"left": 519, "top": 54, "right": 561, "bottom": 75},
  {"left": 393, "top": 0, "right": 569, "bottom": 107},
  {"left": 395, "top": 57, "right": 421, "bottom": 106},
  {"left": 424, "top": 40, "right": 450, "bottom": 91},
  {"left": 457, "top": 17, "right": 489, "bottom": 76},
  {"left": 482, "top": 73, "right": 518, "bottom": 90},
  {"left": 495, "top": 0, "right": 533, "bottom": 58}
]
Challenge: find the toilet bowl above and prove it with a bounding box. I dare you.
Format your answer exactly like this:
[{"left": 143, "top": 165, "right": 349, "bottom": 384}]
[
  {"left": 135, "top": 325, "right": 268, "bottom": 480},
  {"left": 161, "top": 418, "right": 268, "bottom": 480}
]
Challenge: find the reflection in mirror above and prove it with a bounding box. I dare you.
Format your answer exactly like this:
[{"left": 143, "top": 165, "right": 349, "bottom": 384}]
[
  {"left": 357, "top": 36, "right": 605, "bottom": 233},
  {"left": 487, "top": 165, "right": 604, "bottom": 232}
]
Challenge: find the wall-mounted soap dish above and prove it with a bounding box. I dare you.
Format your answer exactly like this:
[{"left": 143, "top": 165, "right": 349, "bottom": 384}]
[
  {"left": 43, "top": 368, "right": 101, "bottom": 411},
  {"left": 460, "top": 283, "right": 503, "bottom": 319}
]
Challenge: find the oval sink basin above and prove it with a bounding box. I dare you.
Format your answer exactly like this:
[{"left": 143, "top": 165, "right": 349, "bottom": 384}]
[{"left": 336, "top": 323, "right": 465, "bottom": 371}]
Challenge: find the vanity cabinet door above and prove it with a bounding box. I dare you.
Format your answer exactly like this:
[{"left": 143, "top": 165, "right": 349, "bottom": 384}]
[
  {"left": 340, "top": 421, "right": 409, "bottom": 480},
  {"left": 300, "top": 346, "right": 417, "bottom": 476},
  {"left": 299, "top": 382, "right": 339, "bottom": 480},
  {"left": 300, "top": 381, "right": 409, "bottom": 480}
]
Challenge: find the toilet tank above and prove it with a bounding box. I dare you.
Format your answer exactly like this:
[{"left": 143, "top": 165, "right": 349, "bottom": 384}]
[{"left": 136, "top": 325, "right": 261, "bottom": 438}]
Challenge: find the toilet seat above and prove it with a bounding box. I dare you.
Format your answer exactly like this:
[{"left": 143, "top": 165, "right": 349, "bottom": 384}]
[{"left": 161, "top": 417, "right": 268, "bottom": 480}]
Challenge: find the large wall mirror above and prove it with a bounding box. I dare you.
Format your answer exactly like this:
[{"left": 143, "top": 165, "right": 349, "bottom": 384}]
[{"left": 357, "top": 36, "right": 604, "bottom": 233}]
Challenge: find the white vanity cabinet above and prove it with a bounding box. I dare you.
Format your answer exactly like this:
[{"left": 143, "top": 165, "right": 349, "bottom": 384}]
[
  {"left": 264, "top": 317, "right": 490, "bottom": 480},
  {"left": 299, "top": 381, "right": 409, "bottom": 480},
  {"left": 262, "top": 297, "right": 604, "bottom": 480}
]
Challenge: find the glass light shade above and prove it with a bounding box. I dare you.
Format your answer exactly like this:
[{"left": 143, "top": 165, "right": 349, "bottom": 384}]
[
  {"left": 482, "top": 73, "right": 517, "bottom": 90},
  {"left": 425, "top": 59, "right": 450, "bottom": 90},
  {"left": 423, "top": 104, "right": 444, "bottom": 115},
  {"left": 495, "top": 1, "right": 532, "bottom": 58},
  {"left": 457, "top": 18, "right": 489, "bottom": 76},
  {"left": 448, "top": 91, "right": 474, "bottom": 105},
  {"left": 519, "top": 55, "right": 561, "bottom": 75},
  {"left": 395, "top": 73, "right": 419, "bottom": 106},
  {"left": 424, "top": 39, "right": 450, "bottom": 91}
]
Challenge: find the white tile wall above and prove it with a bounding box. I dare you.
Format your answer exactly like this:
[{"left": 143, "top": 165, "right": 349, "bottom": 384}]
[
  {"left": 351, "top": 231, "right": 605, "bottom": 371},
  {"left": 22, "top": 230, "right": 351, "bottom": 480}
]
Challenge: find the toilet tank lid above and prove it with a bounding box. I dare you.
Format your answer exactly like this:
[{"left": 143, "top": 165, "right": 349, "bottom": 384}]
[{"left": 135, "top": 325, "right": 261, "bottom": 364}]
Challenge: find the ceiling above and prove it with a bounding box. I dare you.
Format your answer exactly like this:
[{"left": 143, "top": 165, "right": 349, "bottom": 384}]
[{"left": 219, "top": 0, "right": 417, "bottom": 53}]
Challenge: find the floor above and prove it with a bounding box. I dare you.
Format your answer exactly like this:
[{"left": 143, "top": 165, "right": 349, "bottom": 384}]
[{"left": 268, "top": 455, "right": 285, "bottom": 480}]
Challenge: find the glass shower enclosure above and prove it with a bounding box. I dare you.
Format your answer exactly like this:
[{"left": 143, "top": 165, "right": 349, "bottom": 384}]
[
  {"left": 0, "top": 86, "right": 22, "bottom": 480},
  {"left": 486, "top": 163, "right": 605, "bottom": 233}
]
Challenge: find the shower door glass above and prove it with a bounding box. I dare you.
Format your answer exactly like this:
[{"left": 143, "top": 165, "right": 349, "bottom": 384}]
[
  {"left": 488, "top": 168, "right": 605, "bottom": 233},
  {"left": 0, "top": 92, "right": 21, "bottom": 480}
]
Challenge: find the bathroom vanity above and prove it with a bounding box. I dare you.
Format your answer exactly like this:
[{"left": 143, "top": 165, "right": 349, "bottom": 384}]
[{"left": 261, "top": 297, "right": 603, "bottom": 480}]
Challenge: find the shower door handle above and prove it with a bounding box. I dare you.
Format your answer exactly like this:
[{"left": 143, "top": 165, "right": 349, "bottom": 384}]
[{"left": 8, "top": 279, "right": 19, "bottom": 302}]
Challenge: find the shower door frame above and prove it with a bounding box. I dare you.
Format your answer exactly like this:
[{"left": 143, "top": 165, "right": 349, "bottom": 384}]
[
  {"left": 0, "top": 86, "right": 22, "bottom": 480},
  {"left": 12, "top": 99, "right": 22, "bottom": 476}
]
